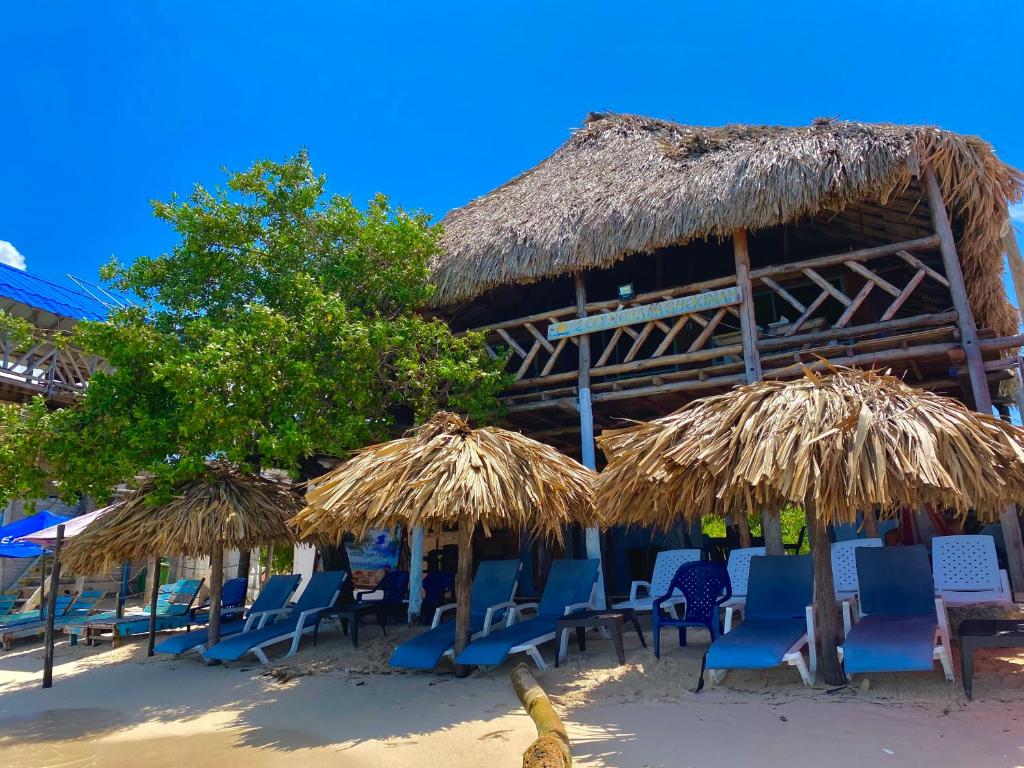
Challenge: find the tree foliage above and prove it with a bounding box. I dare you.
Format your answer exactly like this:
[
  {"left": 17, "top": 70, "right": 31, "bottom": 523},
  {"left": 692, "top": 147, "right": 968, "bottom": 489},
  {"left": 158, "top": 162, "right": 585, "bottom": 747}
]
[{"left": 0, "top": 152, "right": 507, "bottom": 503}]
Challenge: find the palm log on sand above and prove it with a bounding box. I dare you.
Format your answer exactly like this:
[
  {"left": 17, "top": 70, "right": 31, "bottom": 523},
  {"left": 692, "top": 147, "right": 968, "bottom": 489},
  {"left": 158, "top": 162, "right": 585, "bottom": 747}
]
[{"left": 511, "top": 663, "right": 571, "bottom": 768}]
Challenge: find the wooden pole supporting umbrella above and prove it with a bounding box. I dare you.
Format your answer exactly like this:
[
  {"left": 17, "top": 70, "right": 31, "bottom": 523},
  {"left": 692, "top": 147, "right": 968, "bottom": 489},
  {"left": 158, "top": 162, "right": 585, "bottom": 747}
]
[
  {"left": 291, "top": 412, "right": 598, "bottom": 673},
  {"left": 596, "top": 366, "right": 1024, "bottom": 686},
  {"left": 62, "top": 462, "right": 302, "bottom": 649}
]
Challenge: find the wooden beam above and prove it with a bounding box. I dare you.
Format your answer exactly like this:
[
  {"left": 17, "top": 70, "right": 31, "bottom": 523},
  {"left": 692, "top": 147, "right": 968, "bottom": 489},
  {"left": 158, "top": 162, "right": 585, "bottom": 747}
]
[
  {"left": 733, "top": 229, "right": 763, "bottom": 383},
  {"left": 1004, "top": 229, "right": 1024, "bottom": 329}
]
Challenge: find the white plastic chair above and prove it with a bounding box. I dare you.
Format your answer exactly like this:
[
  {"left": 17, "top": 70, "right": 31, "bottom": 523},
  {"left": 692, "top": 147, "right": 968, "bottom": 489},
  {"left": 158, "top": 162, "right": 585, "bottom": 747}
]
[
  {"left": 932, "top": 535, "right": 1011, "bottom": 605},
  {"left": 612, "top": 548, "right": 701, "bottom": 618},
  {"left": 720, "top": 547, "right": 766, "bottom": 632},
  {"left": 832, "top": 538, "right": 883, "bottom": 634}
]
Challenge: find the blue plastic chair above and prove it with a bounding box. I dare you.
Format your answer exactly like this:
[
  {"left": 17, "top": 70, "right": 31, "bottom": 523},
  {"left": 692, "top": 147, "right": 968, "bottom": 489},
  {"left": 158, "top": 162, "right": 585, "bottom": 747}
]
[
  {"left": 841, "top": 546, "right": 953, "bottom": 680},
  {"left": 704, "top": 555, "right": 815, "bottom": 686},
  {"left": 652, "top": 561, "right": 731, "bottom": 659},
  {"left": 455, "top": 559, "right": 600, "bottom": 670},
  {"left": 419, "top": 570, "right": 455, "bottom": 625},
  {"left": 390, "top": 560, "right": 521, "bottom": 670},
  {"left": 356, "top": 570, "right": 410, "bottom": 624},
  {"left": 154, "top": 574, "right": 302, "bottom": 657},
  {"left": 204, "top": 571, "right": 347, "bottom": 664}
]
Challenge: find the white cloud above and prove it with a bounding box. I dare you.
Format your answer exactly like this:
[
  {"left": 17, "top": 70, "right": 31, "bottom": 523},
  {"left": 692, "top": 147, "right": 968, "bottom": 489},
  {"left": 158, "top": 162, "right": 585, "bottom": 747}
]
[
  {"left": 0, "top": 241, "right": 26, "bottom": 270},
  {"left": 1011, "top": 203, "right": 1024, "bottom": 225}
]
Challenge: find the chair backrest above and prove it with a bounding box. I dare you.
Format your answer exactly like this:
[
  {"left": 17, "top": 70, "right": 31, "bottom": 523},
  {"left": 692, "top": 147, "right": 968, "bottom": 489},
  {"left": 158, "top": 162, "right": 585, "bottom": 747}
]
[
  {"left": 249, "top": 574, "right": 302, "bottom": 616},
  {"left": 67, "top": 591, "right": 104, "bottom": 617},
  {"left": 650, "top": 549, "right": 702, "bottom": 598},
  {"left": 376, "top": 570, "right": 410, "bottom": 603},
  {"left": 0, "top": 594, "right": 16, "bottom": 616},
  {"left": 422, "top": 571, "right": 455, "bottom": 603},
  {"left": 470, "top": 559, "right": 521, "bottom": 618},
  {"left": 151, "top": 578, "right": 202, "bottom": 614},
  {"left": 745, "top": 555, "right": 812, "bottom": 620},
  {"left": 668, "top": 561, "right": 731, "bottom": 625},
  {"left": 725, "top": 547, "right": 766, "bottom": 597},
  {"left": 294, "top": 571, "right": 347, "bottom": 614},
  {"left": 832, "top": 522, "right": 862, "bottom": 542},
  {"left": 219, "top": 578, "right": 248, "bottom": 609},
  {"left": 831, "top": 539, "right": 883, "bottom": 594},
  {"left": 932, "top": 535, "right": 1002, "bottom": 592},
  {"left": 856, "top": 545, "right": 934, "bottom": 616},
  {"left": 538, "top": 559, "right": 600, "bottom": 618}
]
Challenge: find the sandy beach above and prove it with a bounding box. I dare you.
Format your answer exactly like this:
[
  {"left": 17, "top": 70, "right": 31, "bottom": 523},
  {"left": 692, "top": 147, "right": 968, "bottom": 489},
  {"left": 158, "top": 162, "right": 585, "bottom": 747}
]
[{"left": 2, "top": 610, "right": 1024, "bottom": 768}]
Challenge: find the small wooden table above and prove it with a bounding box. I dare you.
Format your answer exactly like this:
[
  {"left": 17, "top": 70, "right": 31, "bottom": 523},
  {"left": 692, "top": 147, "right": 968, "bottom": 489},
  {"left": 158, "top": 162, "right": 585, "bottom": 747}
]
[
  {"left": 958, "top": 619, "right": 1024, "bottom": 699},
  {"left": 554, "top": 609, "right": 646, "bottom": 667},
  {"left": 313, "top": 604, "right": 386, "bottom": 648}
]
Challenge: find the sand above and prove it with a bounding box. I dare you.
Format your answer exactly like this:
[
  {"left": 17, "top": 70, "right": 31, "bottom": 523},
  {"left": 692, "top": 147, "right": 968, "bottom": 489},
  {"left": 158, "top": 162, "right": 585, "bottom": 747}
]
[{"left": 2, "top": 610, "right": 1024, "bottom": 767}]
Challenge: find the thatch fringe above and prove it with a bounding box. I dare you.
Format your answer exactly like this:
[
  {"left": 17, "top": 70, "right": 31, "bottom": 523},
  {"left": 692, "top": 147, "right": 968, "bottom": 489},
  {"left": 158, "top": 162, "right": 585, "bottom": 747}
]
[
  {"left": 595, "top": 366, "right": 1024, "bottom": 528},
  {"left": 61, "top": 463, "right": 303, "bottom": 574},
  {"left": 291, "top": 411, "right": 597, "bottom": 545},
  {"left": 433, "top": 114, "right": 1022, "bottom": 335}
]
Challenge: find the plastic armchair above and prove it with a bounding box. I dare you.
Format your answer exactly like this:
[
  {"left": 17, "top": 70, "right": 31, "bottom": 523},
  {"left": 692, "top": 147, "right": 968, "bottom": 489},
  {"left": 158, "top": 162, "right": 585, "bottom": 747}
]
[{"left": 652, "top": 561, "right": 732, "bottom": 659}]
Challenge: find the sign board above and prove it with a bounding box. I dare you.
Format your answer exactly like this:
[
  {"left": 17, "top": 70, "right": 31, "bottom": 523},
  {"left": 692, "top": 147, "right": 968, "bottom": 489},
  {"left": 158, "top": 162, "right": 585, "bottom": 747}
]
[
  {"left": 344, "top": 527, "right": 402, "bottom": 589},
  {"left": 546, "top": 286, "right": 741, "bottom": 341}
]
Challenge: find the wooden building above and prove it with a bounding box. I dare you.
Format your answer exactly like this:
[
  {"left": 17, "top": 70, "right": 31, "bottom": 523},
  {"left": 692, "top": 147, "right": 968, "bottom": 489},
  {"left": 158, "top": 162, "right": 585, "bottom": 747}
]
[{"left": 430, "top": 113, "right": 1024, "bottom": 596}]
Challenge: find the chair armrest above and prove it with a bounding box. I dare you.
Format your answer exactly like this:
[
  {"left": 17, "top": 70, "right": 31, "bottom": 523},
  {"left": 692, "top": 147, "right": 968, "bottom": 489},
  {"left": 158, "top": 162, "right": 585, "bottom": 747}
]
[
  {"left": 841, "top": 600, "right": 852, "bottom": 637},
  {"left": 511, "top": 602, "right": 539, "bottom": 625},
  {"left": 483, "top": 601, "right": 518, "bottom": 635},
  {"left": 1000, "top": 569, "right": 1011, "bottom": 599},
  {"left": 245, "top": 607, "right": 291, "bottom": 631},
  {"left": 430, "top": 602, "right": 457, "bottom": 629},
  {"left": 805, "top": 604, "right": 817, "bottom": 677},
  {"left": 628, "top": 580, "right": 651, "bottom": 602},
  {"left": 562, "top": 602, "right": 592, "bottom": 616}
]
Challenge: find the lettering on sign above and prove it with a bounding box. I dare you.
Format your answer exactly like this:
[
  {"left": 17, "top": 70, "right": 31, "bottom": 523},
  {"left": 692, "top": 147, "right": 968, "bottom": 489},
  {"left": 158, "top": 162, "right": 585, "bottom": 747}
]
[{"left": 547, "top": 287, "right": 741, "bottom": 340}]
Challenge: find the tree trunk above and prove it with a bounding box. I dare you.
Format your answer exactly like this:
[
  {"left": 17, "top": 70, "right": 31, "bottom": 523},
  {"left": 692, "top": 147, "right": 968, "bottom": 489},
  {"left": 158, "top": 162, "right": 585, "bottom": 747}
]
[
  {"left": 511, "top": 663, "right": 572, "bottom": 768},
  {"left": 42, "top": 524, "right": 64, "bottom": 689},
  {"left": 806, "top": 499, "right": 844, "bottom": 686},
  {"left": 208, "top": 547, "right": 224, "bottom": 647},
  {"left": 861, "top": 507, "right": 879, "bottom": 538},
  {"left": 454, "top": 520, "right": 474, "bottom": 677},
  {"left": 736, "top": 511, "right": 752, "bottom": 548},
  {"left": 761, "top": 512, "right": 784, "bottom": 555}
]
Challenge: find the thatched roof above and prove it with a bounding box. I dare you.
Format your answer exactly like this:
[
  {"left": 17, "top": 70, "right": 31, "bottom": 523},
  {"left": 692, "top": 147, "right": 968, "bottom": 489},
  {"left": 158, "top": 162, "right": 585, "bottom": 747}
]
[
  {"left": 291, "top": 411, "right": 597, "bottom": 544},
  {"left": 433, "top": 113, "right": 1022, "bottom": 335},
  {"left": 595, "top": 366, "right": 1024, "bottom": 527},
  {"left": 61, "top": 463, "right": 303, "bottom": 574}
]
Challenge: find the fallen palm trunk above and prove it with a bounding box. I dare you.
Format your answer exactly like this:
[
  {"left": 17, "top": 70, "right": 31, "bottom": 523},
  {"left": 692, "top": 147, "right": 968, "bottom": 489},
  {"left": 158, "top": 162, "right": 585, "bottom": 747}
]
[{"left": 510, "top": 663, "right": 571, "bottom": 768}]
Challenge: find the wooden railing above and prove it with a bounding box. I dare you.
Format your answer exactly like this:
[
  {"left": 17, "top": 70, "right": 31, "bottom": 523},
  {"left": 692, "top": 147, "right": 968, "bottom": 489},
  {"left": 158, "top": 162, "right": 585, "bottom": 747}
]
[
  {"left": 468, "top": 235, "right": 967, "bottom": 411},
  {"left": 0, "top": 332, "right": 103, "bottom": 404}
]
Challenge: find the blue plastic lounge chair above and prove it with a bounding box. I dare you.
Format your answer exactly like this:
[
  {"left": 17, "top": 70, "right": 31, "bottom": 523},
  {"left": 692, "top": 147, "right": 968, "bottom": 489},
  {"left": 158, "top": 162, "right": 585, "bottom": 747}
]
[
  {"left": 455, "top": 559, "right": 600, "bottom": 671},
  {"left": 64, "top": 578, "right": 205, "bottom": 647},
  {"left": 840, "top": 546, "right": 953, "bottom": 681},
  {"left": 186, "top": 577, "right": 248, "bottom": 626},
  {"left": 719, "top": 546, "right": 766, "bottom": 632},
  {"left": 1, "top": 591, "right": 106, "bottom": 650},
  {"left": 652, "top": 561, "right": 731, "bottom": 659},
  {"left": 613, "top": 549, "right": 701, "bottom": 619},
  {"left": 154, "top": 574, "right": 301, "bottom": 657},
  {"left": 831, "top": 539, "right": 883, "bottom": 634},
  {"left": 705, "top": 555, "right": 815, "bottom": 686},
  {"left": 203, "top": 571, "right": 347, "bottom": 664},
  {"left": 390, "top": 559, "right": 521, "bottom": 670}
]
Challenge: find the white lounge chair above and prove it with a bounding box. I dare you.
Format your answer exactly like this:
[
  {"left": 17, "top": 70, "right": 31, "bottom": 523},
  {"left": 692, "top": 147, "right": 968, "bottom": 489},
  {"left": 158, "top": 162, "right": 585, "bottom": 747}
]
[
  {"left": 720, "top": 547, "right": 766, "bottom": 632},
  {"left": 932, "top": 535, "right": 1011, "bottom": 605},
  {"left": 612, "top": 548, "right": 701, "bottom": 619}
]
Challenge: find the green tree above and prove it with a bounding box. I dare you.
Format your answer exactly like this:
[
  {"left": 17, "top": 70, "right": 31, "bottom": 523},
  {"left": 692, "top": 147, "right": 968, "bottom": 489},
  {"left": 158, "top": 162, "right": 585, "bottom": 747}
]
[{"left": 0, "top": 151, "right": 507, "bottom": 503}]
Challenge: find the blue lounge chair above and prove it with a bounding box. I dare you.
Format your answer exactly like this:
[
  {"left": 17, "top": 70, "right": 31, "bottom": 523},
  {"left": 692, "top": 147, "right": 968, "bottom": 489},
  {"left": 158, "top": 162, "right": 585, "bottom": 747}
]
[
  {"left": 705, "top": 555, "right": 815, "bottom": 686},
  {"left": 652, "top": 561, "right": 731, "bottom": 659},
  {"left": 840, "top": 545, "right": 953, "bottom": 681},
  {"left": 189, "top": 577, "right": 249, "bottom": 624},
  {"left": 0, "top": 594, "right": 17, "bottom": 618},
  {"left": 389, "top": 559, "right": 521, "bottom": 670},
  {"left": 1, "top": 591, "right": 106, "bottom": 650},
  {"left": 455, "top": 559, "right": 600, "bottom": 671},
  {"left": 203, "top": 571, "right": 347, "bottom": 664},
  {"left": 1, "top": 594, "right": 75, "bottom": 627},
  {"left": 154, "top": 574, "right": 301, "bottom": 657}
]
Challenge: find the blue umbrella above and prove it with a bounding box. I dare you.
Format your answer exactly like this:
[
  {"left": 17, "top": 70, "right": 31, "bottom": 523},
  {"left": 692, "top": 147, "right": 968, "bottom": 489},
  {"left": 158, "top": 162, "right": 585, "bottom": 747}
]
[{"left": 0, "top": 511, "right": 72, "bottom": 558}]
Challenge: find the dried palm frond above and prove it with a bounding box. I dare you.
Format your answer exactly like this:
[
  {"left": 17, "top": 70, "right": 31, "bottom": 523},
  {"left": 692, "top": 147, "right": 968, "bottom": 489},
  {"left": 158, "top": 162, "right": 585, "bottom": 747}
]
[
  {"left": 596, "top": 366, "right": 1024, "bottom": 528},
  {"left": 433, "top": 114, "right": 1022, "bottom": 337},
  {"left": 291, "top": 411, "right": 597, "bottom": 544},
  {"left": 62, "top": 462, "right": 303, "bottom": 574}
]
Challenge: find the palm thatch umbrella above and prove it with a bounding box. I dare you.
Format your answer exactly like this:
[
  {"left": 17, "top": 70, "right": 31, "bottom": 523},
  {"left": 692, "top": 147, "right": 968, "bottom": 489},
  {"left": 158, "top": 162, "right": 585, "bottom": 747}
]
[
  {"left": 595, "top": 366, "right": 1024, "bottom": 685},
  {"left": 62, "top": 462, "right": 303, "bottom": 652},
  {"left": 290, "top": 411, "right": 598, "bottom": 669}
]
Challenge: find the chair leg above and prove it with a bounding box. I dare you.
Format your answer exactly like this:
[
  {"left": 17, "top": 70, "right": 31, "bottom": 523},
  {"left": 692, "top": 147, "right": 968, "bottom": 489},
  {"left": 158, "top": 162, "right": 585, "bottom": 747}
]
[
  {"left": 653, "top": 619, "right": 661, "bottom": 659},
  {"left": 632, "top": 617, "right": 647, "bottom": 649},
  {"left": 525, "top": 645, "right": 547, "bottom": 671},
  {"left": 678, "top": 626, "right": 687, "bottom": 647}
]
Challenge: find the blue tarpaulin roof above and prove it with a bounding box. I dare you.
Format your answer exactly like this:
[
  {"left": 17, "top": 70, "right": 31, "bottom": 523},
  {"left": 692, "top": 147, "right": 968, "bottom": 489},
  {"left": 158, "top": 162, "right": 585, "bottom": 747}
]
[
  {"left": 0, "top": 511, "right": 73, "bottom": 558},
  {"left": 0, "top": 262, "right": 109, "bottom": 321}
]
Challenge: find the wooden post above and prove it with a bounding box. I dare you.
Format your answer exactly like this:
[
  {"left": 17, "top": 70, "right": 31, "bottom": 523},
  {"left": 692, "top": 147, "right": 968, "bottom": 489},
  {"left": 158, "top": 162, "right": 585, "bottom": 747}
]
[
  {"left": 1003, "top": 230, "right": 1024, "bottom": 328},
  {"left": 454, "top": 519, "right": 474, "bottom": 677},
  {"left": 42, "top": 524, "right": 64, "bottom": 690},
  {"left": 925, "top": 166, "right": 1024, "bottom": 594},
  {"left": 861, "top": 507, "right": 880, "bottom": 539},
  {"left": 407, "top": 525, "right": 425, "bottom": 623},
  {"left": 806, "top": 498, "right": 844, "bottom": 686},
  {"left": 574, "top": 272, "right": 606, "bottom": 608},
  {"left": 146, "top": 556, "right": 160, "bottom": 657},
  {"left": 207, "top": 547, "right": 223, "bottom": 648},
  {"left": 117, "top": 561, "right": 130, "bottom": 619},
  {"left": 734, "top": 229, "right": 784, "bottom": 555}
]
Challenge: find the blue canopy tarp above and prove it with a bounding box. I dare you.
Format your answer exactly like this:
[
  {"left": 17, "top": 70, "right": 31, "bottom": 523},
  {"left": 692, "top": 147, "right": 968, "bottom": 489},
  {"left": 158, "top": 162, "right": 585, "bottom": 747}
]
[{"left": 0, "top": 512, "right": 72, "bottom": 558}]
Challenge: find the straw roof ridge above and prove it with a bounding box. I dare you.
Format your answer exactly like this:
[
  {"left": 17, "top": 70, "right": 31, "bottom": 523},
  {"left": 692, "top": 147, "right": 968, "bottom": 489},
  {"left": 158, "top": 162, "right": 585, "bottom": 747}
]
[
  {"left": 595, "top": 366, "right": 1024, "bottom": 527},
  {"left": 433, "top": 113, "right": 1022, "bottom": 335},
  {"left": 61, "top": 462, "right": 303, "bottom": 574},
  {"left": 291, "top": 411, "right": 597, "bottom": 545}
]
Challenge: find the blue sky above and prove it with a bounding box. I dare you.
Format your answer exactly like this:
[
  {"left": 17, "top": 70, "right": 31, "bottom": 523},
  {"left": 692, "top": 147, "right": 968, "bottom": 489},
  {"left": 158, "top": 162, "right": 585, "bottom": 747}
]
[{"left": 2, "top": 1, "right": 1023, "bottom": 302}]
